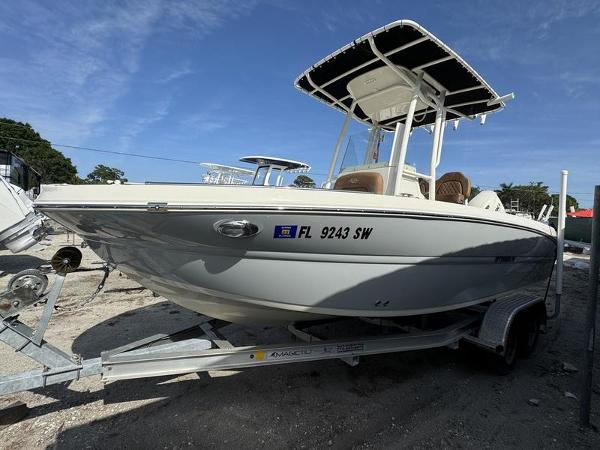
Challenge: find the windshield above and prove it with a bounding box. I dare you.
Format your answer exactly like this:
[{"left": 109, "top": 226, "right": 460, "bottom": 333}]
[
  {"left": 339, "top": 129, "right": 394, "bottom": 173},
  {"left": 252, "top": 165, "right": 269, "bottom": 185}
]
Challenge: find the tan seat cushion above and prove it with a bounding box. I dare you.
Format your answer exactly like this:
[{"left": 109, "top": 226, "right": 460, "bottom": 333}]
[
  {"left": 333, "top": 172, "right": 383, "bottom": 194},
  {"left": 435, "top": 172, "right": 471, "bottom": 204}
]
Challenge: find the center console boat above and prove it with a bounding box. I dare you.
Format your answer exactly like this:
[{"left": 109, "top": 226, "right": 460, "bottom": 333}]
[{"left": 34, "top": 20, "right": 556, "bottom": 325}]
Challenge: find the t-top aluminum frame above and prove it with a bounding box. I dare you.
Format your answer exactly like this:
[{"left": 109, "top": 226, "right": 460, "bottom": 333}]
[{"left": 316, "top": 36, "right": 513, "bottom": 198}]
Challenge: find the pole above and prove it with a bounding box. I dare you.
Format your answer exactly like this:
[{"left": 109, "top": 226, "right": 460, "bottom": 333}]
[
  {"left": 580, "top": 185, "right": 600, "bottom": 427},
  {"left": 551, "top": 170, "right": 568, "bottom": 318},
  {"left": 386, "top": 122, "right": 405, "bottom": 195},
  {"left": 325, "top": 102, "right": 355, "bottom": 188},
  {"left": 393, "top": 90, "right": 419, "bottom": 196},
  {"left": 429, "top": 108, "right": 443, "bottom": 201}
]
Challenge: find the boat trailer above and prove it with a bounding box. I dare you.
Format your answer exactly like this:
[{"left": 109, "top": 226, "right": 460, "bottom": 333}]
[{"left": 0, "top": 247, "right": 547, "bottom": 398}]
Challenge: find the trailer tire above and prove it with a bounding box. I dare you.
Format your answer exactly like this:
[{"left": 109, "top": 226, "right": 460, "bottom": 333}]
[
  {"left": 489, "top": 323, "right": 519, "bottom": 375},
  {"left": 516, "top": 310, "right": 541, "bottom": 358}
]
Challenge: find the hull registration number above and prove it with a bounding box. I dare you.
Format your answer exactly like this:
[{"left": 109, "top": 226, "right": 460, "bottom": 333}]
[{"left": 274, "top": 225, "right": 373, "bottom": 240}]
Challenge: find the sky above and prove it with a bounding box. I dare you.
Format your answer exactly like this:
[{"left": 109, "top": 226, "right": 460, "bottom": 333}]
[{"left": 0, "top": 0, "right": 598, "bottom": 206}]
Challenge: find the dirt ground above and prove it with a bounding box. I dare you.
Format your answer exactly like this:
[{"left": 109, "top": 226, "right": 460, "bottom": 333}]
[{"left": 0, "top": 232, "right": 599, "bottom": 449}]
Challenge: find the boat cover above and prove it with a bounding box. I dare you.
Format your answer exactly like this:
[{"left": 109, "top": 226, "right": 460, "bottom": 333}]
[{"left": 295, "top": 20, "right": 504, "bottom": 129}]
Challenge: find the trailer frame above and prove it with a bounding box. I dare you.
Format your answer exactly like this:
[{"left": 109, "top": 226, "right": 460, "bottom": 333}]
[{"left": 0, "top": 261, "right": 548, "bottom": 397}]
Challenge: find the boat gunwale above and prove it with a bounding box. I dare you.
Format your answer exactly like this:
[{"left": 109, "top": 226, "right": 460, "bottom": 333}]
[{"left": 35, "top": 204, "right": 557, "bottom": 242}]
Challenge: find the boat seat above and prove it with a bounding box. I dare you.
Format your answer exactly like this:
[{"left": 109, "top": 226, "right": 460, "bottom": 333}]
[
  {"left": 435, "top": 172, "right": 471, "bottom": 204},
  {"left": 333, "top": 172, "right": 383, "bottom": 194},
  {"left": 418, "top": 177, "right": 429, "bottom": 197}
]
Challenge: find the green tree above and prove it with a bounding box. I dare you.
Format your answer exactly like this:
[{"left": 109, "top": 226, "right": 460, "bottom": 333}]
[
  {"left": 550, "top": 194, "right": 579, "bottom": 212},
  {"left": 293, "top": 175, "right": 316, "bottom": 188},
  {"left": 86, "top": 164, "right": 128, "bottom": 184},
  {"left": 496, "top": 181, "right": 551, "bottom": 216},
  {"left": 0, "top": 118, "right": 80, "bottom": 183},
  {"left": 496, "top": 182, "right": 515, "bottom": 204},
  {"left": 469, "top": 185, "right": 481, "bottom": 200}
]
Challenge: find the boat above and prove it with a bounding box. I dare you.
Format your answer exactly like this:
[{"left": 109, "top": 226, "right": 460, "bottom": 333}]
[
  {"left": 199, "top": 163, "right": 254, "bottom": 185},
  {"left": 34, "top": 20, "right": 557, "bottom": 325},
  {"left": 238, "top": 156, "right": 311, "bottom": 186},
  {"left": 0, "top": 150, "right": 45, "bottom": 253}
]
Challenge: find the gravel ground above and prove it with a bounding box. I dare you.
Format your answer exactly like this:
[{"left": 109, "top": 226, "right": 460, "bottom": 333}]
[{"left": 1, "top": 232, "right": 599, "bottom": 449}]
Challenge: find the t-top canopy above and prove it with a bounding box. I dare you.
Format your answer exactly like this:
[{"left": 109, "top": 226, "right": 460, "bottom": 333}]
[
  {"left": 240, "top": 156, "right": 311, "bottom": 173},
  {"left": 295, "top": 20, "right": 508, "bottom": 130}
]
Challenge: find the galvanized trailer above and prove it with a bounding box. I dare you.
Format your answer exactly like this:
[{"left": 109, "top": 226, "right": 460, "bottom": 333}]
[{"left": 0, "top": 247, "right": 548, "bottom": 398}]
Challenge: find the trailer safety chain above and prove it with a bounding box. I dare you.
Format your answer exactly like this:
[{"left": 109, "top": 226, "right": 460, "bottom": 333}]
[
  {"left": 83, "top": 264, "right": 112, "bottom": 306},
  {"left": 53, "top": 264, "right": 113, "bottom": 312}
]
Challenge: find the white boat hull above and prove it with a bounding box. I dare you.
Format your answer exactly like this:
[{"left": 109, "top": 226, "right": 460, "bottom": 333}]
[
  {"left": 0, "top": 177, "right": 44, "bottom": 253},
  {"left": 36, "top": 185, "right": 556, "bottom": 325}
]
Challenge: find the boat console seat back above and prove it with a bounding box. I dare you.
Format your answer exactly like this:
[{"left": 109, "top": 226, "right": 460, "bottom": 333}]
[
  {"left": 435, "top": 172, "right": 471, "bottom": 204},
  {"left": 418, "top": 178, "right": 429, "bottom": 197},
  {"left": 469, "top": 190, "right": 506, "bottom": 213},
  {"left": 333, "top": 172, "right": 384, "bottom": 194}
]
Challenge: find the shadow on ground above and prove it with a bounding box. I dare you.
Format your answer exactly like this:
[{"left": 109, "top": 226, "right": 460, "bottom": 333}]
[
  {"left": 0, "top": 255, "right": 47, "bottom": 274},
  {"left": 47, "top": 303, "right": 498, "bottom": 449},
  {"left": 47, "top": 344, "right": 480, "bottom": 449},
  {"left": 70, "top": 301, "right": 204, "bottom": 358}
]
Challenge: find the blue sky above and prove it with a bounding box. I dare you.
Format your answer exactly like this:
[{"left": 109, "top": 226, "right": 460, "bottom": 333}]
[{"left": 1, "top": 0, "right": 598, "bottom": 206}]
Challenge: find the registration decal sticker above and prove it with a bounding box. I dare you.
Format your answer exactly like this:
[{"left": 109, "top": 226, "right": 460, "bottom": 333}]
[
  {"left": 273, "top": 225, "right": 298, "bottom": 239},
  {"left": 273, "top": 225, "right": 373, "bottom": 240}
]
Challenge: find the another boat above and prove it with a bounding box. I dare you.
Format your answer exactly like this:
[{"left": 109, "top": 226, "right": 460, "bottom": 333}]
[
  {"left": 0, "top": 150, "right": 45, "bottom": 253},
  {"left": 35, "top": 20, "right": 556, "bottom": 325},
  {"left": 199, "top": 163, "right": 254, "bottom": 185},
  {"left": 238, "top": 156, "right": 311, "bottom": 187}
]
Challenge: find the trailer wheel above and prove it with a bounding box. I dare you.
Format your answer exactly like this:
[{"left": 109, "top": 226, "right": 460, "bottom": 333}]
[
  {"left": 516, "top": 310, "right": 541, "bottom": 357},
  {"left": 8, "top": 269, "right": 48, "bottom": 295},
  {"left": 489, "top": 323, "right": 519, "bottom": 375}
]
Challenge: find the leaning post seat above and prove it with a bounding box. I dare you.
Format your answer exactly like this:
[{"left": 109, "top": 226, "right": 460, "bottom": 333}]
[
  {"left": 418, "top": 178, "right": 430, "bottom": 197},
  {"left": 435, "top": 172, "right": 471, "bottom": 204},
  {"left": 333, "top": 172, "right": 384, "bottom": 194}
]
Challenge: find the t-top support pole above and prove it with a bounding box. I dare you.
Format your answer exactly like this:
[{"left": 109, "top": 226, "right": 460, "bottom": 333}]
[
  {"left": 386, "top": 122, "right": 405, "bottom": 195},
  {"left": 551, "top": 170, "right": 568, "bottom": 318},
  {"left": 275, "top": 171, "right": 283, "bottom": 187},
  {"left": 580, "top": 184, "right": 600, "bottom": 427},
  {"left": 325, "top": 101, "right": 356, "bottom": 188},
  {"left": 428, "top": 91, "right": 446, "bottom": 201},
  {"left": 393, "top": 75, "right": 423, "bottom": 197}
]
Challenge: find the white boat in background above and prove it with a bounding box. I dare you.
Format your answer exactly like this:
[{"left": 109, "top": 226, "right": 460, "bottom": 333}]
[
  {"left": 239, "top": 156, "right": 311, "bottom": 187},
  {"left": 35, "top": 20, "right": 556, "bottom": 325},
  {"left": 200, "top": 163, "right": 254, "bottom": 185},
  {"left": 0, "top": 175, "right": 44, "bottom": 253},
  {"left": 0, "top": 151, "right": 45, "bottom": 253}
]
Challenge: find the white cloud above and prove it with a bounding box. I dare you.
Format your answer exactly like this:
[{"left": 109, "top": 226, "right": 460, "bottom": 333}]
[
  {"left": 449, "top": 0, "right": 600, "bottom": 63},
  {"left": 179, "top": 94, "right": 230, "bottom": 134},
  {"left": 182, "top": 116, "right": 228, "bottom": 133},
  {"left": 117, "top": 97, "right": 172, "bottom": 150},
  {"left": 157, "top": 61, "right": 195, "bottom": 83},
  {"left": 529, "top": 0, "right": 600, "bottom": 39},
  {"left": 0, "top": 0, "right": 257, "bottom": 144}
]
